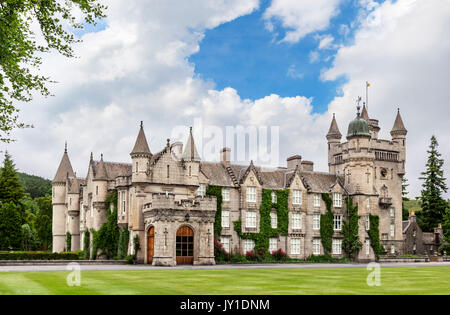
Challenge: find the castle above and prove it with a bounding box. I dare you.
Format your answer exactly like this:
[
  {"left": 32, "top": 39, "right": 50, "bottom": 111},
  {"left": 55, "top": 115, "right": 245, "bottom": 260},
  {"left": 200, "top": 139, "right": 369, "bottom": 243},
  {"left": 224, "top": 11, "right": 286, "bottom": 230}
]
[{"left": 52, "top": 104, "right": 407, "bottom": 264}]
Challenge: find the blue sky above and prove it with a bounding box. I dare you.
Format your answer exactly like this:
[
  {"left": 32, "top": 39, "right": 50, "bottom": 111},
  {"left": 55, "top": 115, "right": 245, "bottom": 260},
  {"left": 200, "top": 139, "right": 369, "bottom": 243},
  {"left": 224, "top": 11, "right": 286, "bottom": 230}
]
[{"left": 190, "top": 0, "right": 362, "bottom": 113}]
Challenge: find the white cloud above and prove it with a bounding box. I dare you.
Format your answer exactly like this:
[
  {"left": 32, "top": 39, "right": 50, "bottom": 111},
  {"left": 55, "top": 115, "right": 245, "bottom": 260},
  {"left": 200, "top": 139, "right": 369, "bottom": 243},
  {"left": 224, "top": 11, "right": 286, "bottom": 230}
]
[
  {"left": 317, "top": 35, "right": 335, "bottom": 50},
  {"left": 263, "top": 0, "right": 341, "bottom": 43},
  {"left": 286, "top": 64, "right": 304, "bottom": 79}
]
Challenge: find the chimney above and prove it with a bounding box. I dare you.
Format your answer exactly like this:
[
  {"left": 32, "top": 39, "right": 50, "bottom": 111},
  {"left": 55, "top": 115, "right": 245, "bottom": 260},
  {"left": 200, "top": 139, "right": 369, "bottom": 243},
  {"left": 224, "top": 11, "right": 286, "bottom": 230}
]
[
  {"left": 301, "top": 160, "right": 314, "bottom": 171},
  {"left": 409, "top": 210, "right": 416, "bottom": 223},
  {"left": 221, "top": 147, "right": 231, "bottom": 166},
  {"left": 287, "top": 155, "right": 302, "bottom": 170}
]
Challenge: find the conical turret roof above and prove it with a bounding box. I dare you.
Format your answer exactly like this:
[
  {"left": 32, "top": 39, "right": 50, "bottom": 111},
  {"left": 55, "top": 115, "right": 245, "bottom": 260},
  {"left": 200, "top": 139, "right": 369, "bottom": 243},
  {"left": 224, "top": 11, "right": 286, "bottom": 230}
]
[
  {"left": 53, "top": 144, "right": 75, "bottom": 183},
  {"left": 361, "top": 104, "right": 369, "bottom": 121},
  {"left": 94, "top": 154, "right": 108, "bottom": 180},
  {"left": 391, "top": 109, "right": 407, "bottom": 135},
  {"left": 131, "top": 121, "right": 151, "bottom": 156},
  {"left": 182, "top": 127, "right": 201, "bottom": 161},
  {"left": 326, "top": 114, "right": 342, "bottom": 139},
  {"left": 68, "top": 176, "right": 80, "bottom": 194}
]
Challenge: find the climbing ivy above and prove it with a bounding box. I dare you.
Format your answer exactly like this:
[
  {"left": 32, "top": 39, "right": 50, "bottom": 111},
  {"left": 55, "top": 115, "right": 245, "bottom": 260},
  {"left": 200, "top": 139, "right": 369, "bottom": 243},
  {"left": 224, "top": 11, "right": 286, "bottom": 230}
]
[
  {"left": 118, "top": 228, "right": 130, "bottom": 259},
  {"left": 320, "top": 193, "right": 334, "bottom": 256},
  {"left": 342, "top": 197, "right": 362, "bottom": 259},
  {"left": 206, "top": 185, "right": 223, "bottom": 236},
  {"left": 83, "top": 229, "right": 90, "bottom": 259},
  {"left": 66, "top": 232, "right": 71, "bottom": 252},
  {"left": 368, "top": 214, "right": 384, "bottom": 260},
  {"left": 233, "top": 189, "right": 289, "bottom": 255},
  {"left": 92, "top": 191, "right": 120, "bottom": 259}
]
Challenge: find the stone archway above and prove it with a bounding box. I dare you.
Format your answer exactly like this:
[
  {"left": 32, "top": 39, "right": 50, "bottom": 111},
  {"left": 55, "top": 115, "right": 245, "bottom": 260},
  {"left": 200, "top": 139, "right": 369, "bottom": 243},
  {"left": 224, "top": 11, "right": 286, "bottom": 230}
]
[
  {"left": 176, "top": 226, "right": 194, "bottom": 265},
  {"left": 147, "top": 226, "right": 155, "bottom": 264}
]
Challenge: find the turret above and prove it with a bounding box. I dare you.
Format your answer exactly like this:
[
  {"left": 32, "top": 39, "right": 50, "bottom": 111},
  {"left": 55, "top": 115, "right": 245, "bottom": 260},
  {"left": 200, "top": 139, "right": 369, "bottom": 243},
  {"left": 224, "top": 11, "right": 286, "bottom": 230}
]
[
  {"left": 130, "top": 121, "right": 152, "bottom": 183},
  {"left": 67, "top": 176, "right": 80, "bottom": 251},
  {"left": 52, "top": 143, "right": 75, "bottom": 252},
  {"left": 326, "top": 113, "right": 342, "bottom": 170},
  {"left": 92, "top": 154, "right": 109, "bottom": 230},
  {"left": 390, "top": 108, "right": 407, "bottom": 174},
  {"left": 182, "top": 127, "right": 201, "bottom": 186}
]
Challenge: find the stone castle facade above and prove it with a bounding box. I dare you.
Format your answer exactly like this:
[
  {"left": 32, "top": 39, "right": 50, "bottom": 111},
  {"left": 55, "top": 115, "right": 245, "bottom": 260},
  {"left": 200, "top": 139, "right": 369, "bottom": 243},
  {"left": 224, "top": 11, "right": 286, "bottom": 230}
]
[{"left": 52, "top": 105, "right": 407, "bottom": 264}]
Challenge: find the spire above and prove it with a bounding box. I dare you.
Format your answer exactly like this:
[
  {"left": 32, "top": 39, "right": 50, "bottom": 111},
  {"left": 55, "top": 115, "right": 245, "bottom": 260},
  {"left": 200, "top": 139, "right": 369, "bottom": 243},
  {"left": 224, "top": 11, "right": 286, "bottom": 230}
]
[
  {"left": 64, "top": 141, "right": 67, "bottom": 153},
  {"left": 94, "top": 154, "right": 108, "bottom": 180},
  {"left": 131, "top": 121, "right": 151, "bottom": 156},
  {"left": 182, "top": 127, "right": 201, "bottom": 161},
  {"left": 326, "top": 113, "right": 342, "bottom": 139},
  {"left": 391, "top": 108, "right": 407, "bottom": 137},
  {"left": 53, "top": 146, "right": 75, "bottom": 183},
  {"left": 361, "top": 103, "right": 369, "bottom": 121}
]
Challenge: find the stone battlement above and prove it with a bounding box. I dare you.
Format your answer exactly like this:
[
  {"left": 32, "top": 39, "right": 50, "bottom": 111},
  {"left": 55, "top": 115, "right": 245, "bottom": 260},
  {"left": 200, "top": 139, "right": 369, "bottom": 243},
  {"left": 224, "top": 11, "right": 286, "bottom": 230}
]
[{"left": 143, "top": 193, "right": 217, "bottom": 212}]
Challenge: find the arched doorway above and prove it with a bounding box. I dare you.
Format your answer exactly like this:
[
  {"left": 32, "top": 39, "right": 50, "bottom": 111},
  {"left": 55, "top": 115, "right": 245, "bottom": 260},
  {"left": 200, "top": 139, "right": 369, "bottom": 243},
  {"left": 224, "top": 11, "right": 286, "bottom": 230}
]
[
  {"left": 176, "top": 226, "right": 194, "bottom": 265},
  {"left": 147, "top": 226, "right": 155, "bottom": 264}
]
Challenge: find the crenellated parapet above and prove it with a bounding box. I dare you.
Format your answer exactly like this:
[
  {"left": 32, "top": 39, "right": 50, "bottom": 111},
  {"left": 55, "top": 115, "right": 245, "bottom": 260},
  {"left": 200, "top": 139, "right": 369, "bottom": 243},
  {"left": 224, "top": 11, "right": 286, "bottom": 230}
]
[{"left": 143, "top": 193, "right": 217, "bottom": 213}]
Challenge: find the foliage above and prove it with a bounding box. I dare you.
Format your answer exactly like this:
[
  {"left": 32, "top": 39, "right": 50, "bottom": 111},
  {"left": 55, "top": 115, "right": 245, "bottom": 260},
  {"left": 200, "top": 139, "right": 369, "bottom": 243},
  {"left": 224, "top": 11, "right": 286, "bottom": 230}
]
[
  {"left": 0, "top": 251, "right": 80, "bottom": 260},
  {"left": 83, "top": 230, "right": 90, "bottom": 260},
  {"left": 18, "top": 172, "right": 51, "bottom": 198},
  {"left": 0, "top": 152, "right": 25, "bottom": 205},
  {"left": 92, "top": 191, "right": 119, "bottom": 259},
  {"left": 402, "top": 177, "right": 410, "bottom": 220},
  {"left": 66, "top": 232, "right": 71, "bottom": 251},
  {"left": 341, "top": 197, "right": 362, "bottom": 259},
  {"left": 270, "top": 248, "right": 288, "bottom": 260},
  {"left": 320, "top": 193, "right": 334, "bottom": 256},
  {"left": 125, "top": 255, "right": 135, "bottom": 265},
  {"left": 304, "top": 255, "right": 352, "bottom": 263},
  {"left": 368, "top": 214, "right": 384, "bottom": 260},
  {"left": 438, "top": 243, "right": 450, "bottom": 255},
  {"left": 0, "top": 0, "right": 107, "bottom": 142},
  {"left": 214, "top": 238, "right": 230, "bottom": 263},
  {"left": 118, "top": 228, "right": 130, "bottom": 259},
  {"left": 233, "top": 189, "right": 289, "bottom": 255},
  {"left": 133, "top": 234, "right": 141, "bottom": 258},
  {"left": 0, "top": 202, "right": 23, "bottom": 250},
  {"left": 21, "top": 223, "right": 39, "bottom": 251},
  {"left": 419, "top": 136, "right": 448, "bottom": 232},
  {"left": 443, "top": 203, "right": 450, "bottom": 243},
  {"left": 206, "top": 185, "right": 222, "bottom": 236}
]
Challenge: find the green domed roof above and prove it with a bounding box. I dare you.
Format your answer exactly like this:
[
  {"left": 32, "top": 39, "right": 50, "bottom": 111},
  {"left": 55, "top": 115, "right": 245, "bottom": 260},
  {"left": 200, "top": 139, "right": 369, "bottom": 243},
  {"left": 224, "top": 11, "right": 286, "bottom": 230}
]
[{"left": 347, "top": 114, "right": 371, "bottom": 138}]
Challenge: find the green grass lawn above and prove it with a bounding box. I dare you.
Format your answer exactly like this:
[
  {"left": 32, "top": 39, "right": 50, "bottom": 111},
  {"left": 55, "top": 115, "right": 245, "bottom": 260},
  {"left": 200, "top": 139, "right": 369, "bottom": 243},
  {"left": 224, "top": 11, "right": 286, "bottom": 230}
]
[{"left": 0, "top": 267, "right": 449, "bottom": 295}]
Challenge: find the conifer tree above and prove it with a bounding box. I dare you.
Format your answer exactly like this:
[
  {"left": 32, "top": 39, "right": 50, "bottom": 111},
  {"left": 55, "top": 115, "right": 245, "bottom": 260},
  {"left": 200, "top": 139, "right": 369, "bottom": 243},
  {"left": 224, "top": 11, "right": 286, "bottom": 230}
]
[
  {"left": 419, "top": 136, "right": 448, "bottom": 231},
  {"left": 402, "top": 177, "right": 410, "bottom": 220},
  {"left": 0, "top": 152, "right": 25, "bottom": 205},
  {"left": 0, "top": 202, "right": 23, "bottom": 250}
]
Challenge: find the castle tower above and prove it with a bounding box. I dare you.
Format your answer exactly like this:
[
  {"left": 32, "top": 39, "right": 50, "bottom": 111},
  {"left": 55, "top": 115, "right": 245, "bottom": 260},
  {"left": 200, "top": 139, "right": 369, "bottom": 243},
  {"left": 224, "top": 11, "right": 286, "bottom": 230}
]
[
  {"left": 52, "top": 143, "right": 75, "bottom": 252},
  {"left": 326, "top": 113, "right": 342, "bottom": 172},
  {"left": 182, "top": 127, "right": 201, "bottom": 187},
  {"left": 92, "top": 154, "right": 109, "bottom": 230},
  {"left": 390, "top": 109, "right": 407, "bottom": 175},
  {"left": 130, "top": 121, "right": 152, "bottom": 184},
  {"left": 67, "top": 176, "right": 80, "bottom": 251}
]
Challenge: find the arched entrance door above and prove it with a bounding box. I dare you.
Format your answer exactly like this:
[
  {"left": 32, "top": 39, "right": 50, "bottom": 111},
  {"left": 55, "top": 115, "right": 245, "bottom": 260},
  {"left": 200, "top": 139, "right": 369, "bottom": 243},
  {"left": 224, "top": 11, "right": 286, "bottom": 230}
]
[
  {"left": 176, "top": 226, "right": 194, "bottom": 265},
  {"left": 147, "top": 226, "right": 155, "bottom": 264}
]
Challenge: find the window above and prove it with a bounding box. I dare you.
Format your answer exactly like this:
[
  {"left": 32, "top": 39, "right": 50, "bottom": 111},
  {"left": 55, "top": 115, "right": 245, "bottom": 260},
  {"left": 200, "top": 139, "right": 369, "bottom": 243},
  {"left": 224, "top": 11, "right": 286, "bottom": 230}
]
[
  {"left": 292, "top": 190, "right": 302, "bottom": 205},
  {"left": 96, "top": 186, "right": 98, "bottom": 195},
  {"left": 122, "top": 191, "right": 126, "bottom": 213},
  {"left": 221, "top": 210, "right": 230, "bottom": 228},
  {"left": 221, "top": 236, "right": 230, "bottom": 253},
  {"left": 332, "top": 239, "right": 342, "bottom": 255},
  {"left": 292, "top": 213, "right": 302, "bottom": 230},
  {"left": 333, "top": 193, "right": 342, "bottom": 207},
  {"left": 313, "top": 239, "right": 321, "bottom": 255},
  {"left": 222, "top": 188, "right": 230, "bottom": 201},
  {"left": 271, "top": 191, "right": 277, "bottom": 203},
  {"left": 246, "top": 187, "right": 257, "bottom": 202},
  {"left": 366, "top": 197, "right": 370, "bottom": 209},
  {"left": 333, "top": 215, "right": 342, "bottom": 231},
  {"left": 244, "top": 239, "right": 254, "bottom": 253},
  {"left": 197, "top": 184, "right": 206, "bottom": 197},
  {"left": 391, "top": 245, "right": 395, "bottom": 254},
  {"left": 135, "top": 162, "right": 138, "bottom": 173},
  {"left": 313, "top": 214, "right": 320, "bottom": 230},
  {"left": 390, "top": 224, "right": 395, "bottom": 237},
  {"left": 366, "top": 239, "right": 370, "bottom": 255},
  {"left": 365, "top": 216, "right": 370, "bottom": 231},
  {"left": 269, "top": 238, "right": 278, "bottom": 253},
  {"left": 290, "top": 238, "right": 301, "bottom": 255},
  {"left": 313, "top": 194, "right": 321, "bottom": 207},
  {"left": 189, "top": 166, "right": 191, "bottom": 176},
  {"left": 413, "top": 244, "right": 416, "bottom": 251},
  {"left": 245, "top": 211, "right": 257, "bottom": 228},
  {"left": 390, "top": 208, "right": 395, "bottom": 218},
  {"left": 270, "top": 212, "right": 277, "bottom": 229},
  {"left": 69, "top": 198, "right": 72, "bottom": 206},
  {"left": 167, "top": 165, "right": 170, "bottom": 178}
]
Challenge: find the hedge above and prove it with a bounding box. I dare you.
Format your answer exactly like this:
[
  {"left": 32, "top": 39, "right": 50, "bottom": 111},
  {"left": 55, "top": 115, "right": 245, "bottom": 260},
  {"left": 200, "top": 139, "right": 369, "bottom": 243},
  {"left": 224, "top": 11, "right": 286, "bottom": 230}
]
[{"left": 0, "top": 251, "right": 81, "bottom": 260}]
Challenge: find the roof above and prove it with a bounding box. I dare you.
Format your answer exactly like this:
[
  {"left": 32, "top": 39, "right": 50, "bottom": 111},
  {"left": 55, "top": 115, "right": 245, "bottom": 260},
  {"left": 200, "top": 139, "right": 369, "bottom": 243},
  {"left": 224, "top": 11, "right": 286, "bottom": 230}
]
[
  {"left": 131, "top": 122, "right": 151, "bottom": 155},
  {"left": 327, "top": 114, "right": 342, "bottom": 138},
  {"left": 361, "top": 104, "right": 369, "bottom": 121},
  {"left": 68, "top": 177, "right": 80, "bottom": 194},
  {"left": 347, "top": 115, "right": 371, "bottom": 138},
  {"left": 200, "top": 162, "right": 235, "bottom": 187},
  {"left": 182, "top": 127, "right": 200, "bottom": 161},
  {"left": 91, "top": 160, "right": 132, "bottom": 181},
  {"left": 301, "top": 171, "right": 344, "bottom": 193},
  {"left": 402, "top": 220, "right": 411, "bottom": 233},
  {"left": 53, "top": 151, "right": 75, "bottom": 183},
  {"left": 391, "top": 109, "right": 407, "bottom": 134}
]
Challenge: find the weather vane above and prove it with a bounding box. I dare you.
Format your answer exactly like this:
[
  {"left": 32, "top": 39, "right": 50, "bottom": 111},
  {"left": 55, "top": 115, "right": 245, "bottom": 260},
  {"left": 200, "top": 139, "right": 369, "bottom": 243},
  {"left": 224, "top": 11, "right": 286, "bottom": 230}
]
[{"left": 356, "top": 96, "right": 362, "bottom": 114}]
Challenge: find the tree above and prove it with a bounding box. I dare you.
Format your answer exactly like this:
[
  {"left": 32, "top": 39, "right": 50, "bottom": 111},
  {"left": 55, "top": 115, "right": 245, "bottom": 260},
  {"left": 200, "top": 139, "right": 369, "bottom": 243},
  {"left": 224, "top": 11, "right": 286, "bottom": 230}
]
[
  {"left": 0, "top": 202, "right": 23, "bottom": 250},
  {"left": 0, "top": 1, "right": 106, "bottom": 142},
  {"left": 35, "top": 210, "right": 52, "bottom": 250},
  {"left": 0, "top": 152, "right": 25, "bottom": 205},
  {"left": 402, "top": 177, "right": 410, "bottom": 220},
  {"left": 419, "top": 136, "right": 448, "bottom": 232}
]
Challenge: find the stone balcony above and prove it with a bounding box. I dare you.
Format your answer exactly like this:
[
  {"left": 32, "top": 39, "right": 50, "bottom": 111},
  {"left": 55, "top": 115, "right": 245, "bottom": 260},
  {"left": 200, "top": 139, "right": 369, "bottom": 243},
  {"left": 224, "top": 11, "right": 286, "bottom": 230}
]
[{"left": 379, "top": 197, "right": 393, "bottom": 208}]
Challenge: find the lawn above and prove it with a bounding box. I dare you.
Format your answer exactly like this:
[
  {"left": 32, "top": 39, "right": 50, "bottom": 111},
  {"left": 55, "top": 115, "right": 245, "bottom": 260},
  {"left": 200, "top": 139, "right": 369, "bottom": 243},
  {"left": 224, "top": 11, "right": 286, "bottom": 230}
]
[{"left": 0, "top": 267, "right": 449, "bottom": 295}]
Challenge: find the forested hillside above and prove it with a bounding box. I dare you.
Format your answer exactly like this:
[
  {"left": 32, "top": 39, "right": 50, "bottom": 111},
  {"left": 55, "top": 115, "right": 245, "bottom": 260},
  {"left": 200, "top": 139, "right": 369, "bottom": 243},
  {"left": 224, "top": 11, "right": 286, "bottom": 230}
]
[{"left": 18, "top": 172, "right": 51, "bottom": 199}]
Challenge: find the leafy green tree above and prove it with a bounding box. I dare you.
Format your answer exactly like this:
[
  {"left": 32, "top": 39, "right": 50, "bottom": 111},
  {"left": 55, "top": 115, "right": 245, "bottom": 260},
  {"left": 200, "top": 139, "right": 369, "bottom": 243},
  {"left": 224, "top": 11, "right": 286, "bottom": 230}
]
[
  {"left": 35, "top": 210, "right": 52, "bottom": 250},
  {"left": 18, "top": 172, "right": 52, "bottom": 198},
  {"left": 0, "top": 0, "right": 106, "bottom": 142},
  {"left": 342, "top": 197, "right": 362, "bottom": 259},
  {"left": 35, "top": 196, "right": 52, "bottom": 217},
  {"left": 22, "top": 223, "right": 38, "bottom": 251},
  {"left": 0, "top": 202, "right": 23, "bottom": 250},
  {"left": 419, "top": 136, "right": 448, "bottom": 231},
  {"left": 402, "top": 177, "right": 410, "bottom": 220},
  {"left": 0, "top": 152, "right": 25, "bottom": 205}
]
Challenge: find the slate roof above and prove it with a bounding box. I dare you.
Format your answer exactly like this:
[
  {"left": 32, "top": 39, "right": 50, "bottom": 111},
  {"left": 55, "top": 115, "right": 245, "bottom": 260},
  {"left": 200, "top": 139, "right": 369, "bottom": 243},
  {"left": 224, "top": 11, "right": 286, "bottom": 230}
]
[
  {"left": 53, "top": 151, "right": 75, "bottom": 183},
  {"left": 327, "top": 114, "right": 342, "bottom": 138},
  {"left": 91, "top": 160, "right": 132, "bottom": 181},
  {"left": 131, "top": 122, "right": 151, "bottom": 155},
  {"left": 182, "top": 127, "right": 201, "bottom": 161},
  {"left": 391, "top": 109, "right": 407, "bottom": 133}
]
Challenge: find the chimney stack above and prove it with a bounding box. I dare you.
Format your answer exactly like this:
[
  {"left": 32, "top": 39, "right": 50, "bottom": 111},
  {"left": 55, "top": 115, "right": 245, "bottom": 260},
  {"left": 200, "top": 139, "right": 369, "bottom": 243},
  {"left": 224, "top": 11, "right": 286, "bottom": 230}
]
[
  {"left": 221, "top": 147, "right": 231, "bottom": 167},
  {"left": 287, "top": 155, "right": 302, "bottom": 170}
]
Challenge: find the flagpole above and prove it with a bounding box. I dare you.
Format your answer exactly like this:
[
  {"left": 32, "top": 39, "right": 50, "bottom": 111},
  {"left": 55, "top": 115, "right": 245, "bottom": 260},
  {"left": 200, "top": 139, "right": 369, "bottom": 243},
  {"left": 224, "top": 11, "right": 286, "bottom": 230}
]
[{"left": 366, "top": 81, "right": 369, "bottom": 111}]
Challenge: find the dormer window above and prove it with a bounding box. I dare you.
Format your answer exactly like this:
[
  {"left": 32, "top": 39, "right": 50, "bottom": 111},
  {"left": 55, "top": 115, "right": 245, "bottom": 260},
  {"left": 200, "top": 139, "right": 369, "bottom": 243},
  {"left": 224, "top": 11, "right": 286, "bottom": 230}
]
[
  {"left": 246, "top": 187, "right": 257, "bottom": 203},
  {"left": 292, "top": 190, "right": 302, "bottom": 205},
  {"left": 333, "top": 193, "right": 342, "bottom": 208}
]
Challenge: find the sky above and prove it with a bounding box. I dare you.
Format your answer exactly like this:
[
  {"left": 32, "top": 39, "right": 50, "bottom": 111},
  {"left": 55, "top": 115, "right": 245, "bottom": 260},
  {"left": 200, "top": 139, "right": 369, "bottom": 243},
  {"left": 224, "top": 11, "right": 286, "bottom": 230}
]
[{"left": 5, "top": 0, "right": 450, "bottom": 199}]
